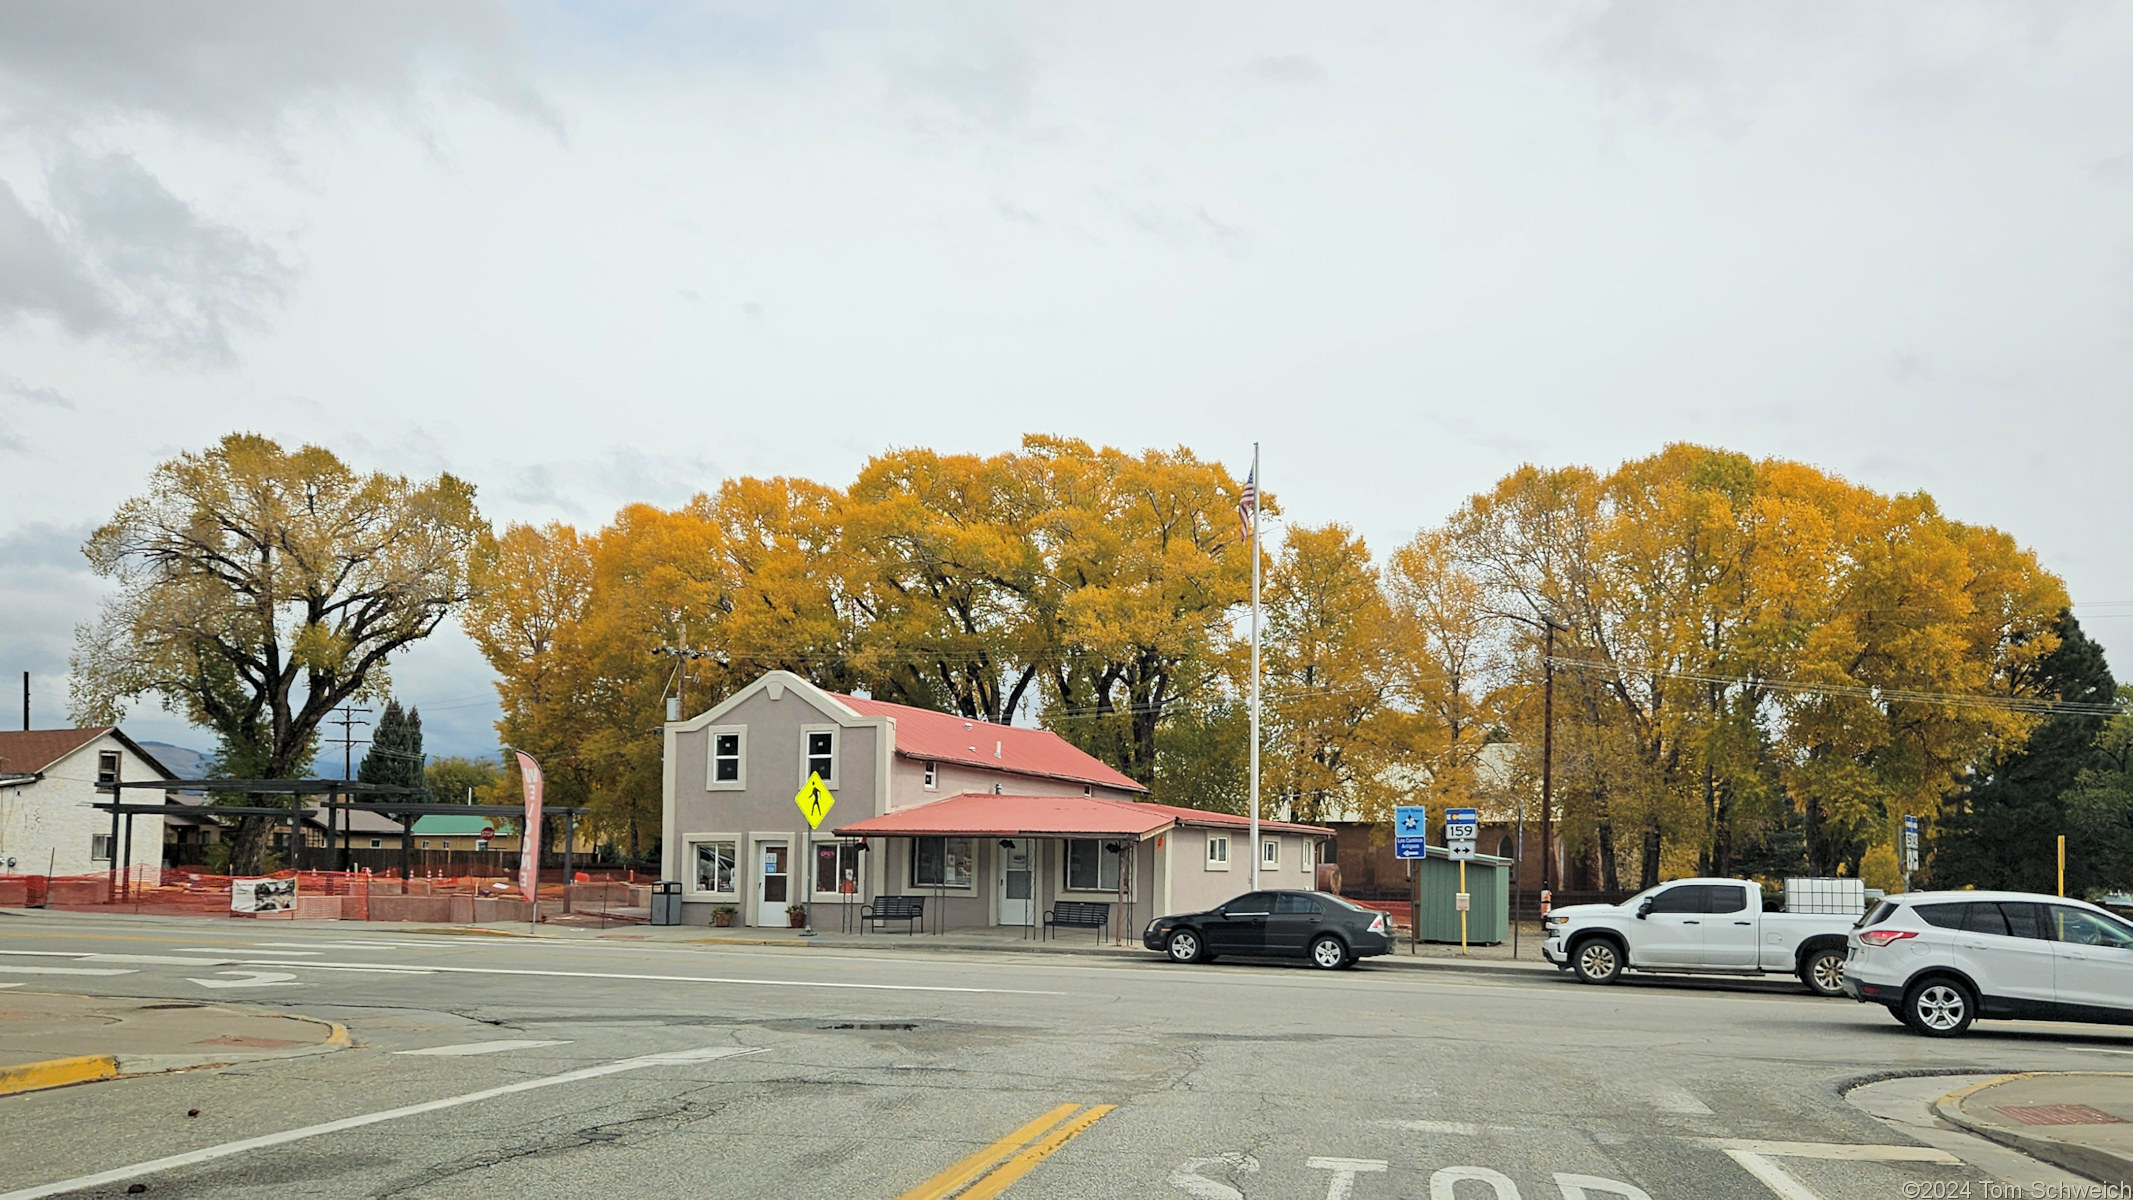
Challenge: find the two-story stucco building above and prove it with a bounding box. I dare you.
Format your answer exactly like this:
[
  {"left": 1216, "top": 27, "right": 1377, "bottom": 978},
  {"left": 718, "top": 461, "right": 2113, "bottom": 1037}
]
[{"left": 661, "top": 672, "right": 1331, "bottom": 934}]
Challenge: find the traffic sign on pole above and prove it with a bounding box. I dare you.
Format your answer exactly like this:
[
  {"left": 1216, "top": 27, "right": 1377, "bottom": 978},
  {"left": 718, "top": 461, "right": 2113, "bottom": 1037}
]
[
  {"left": 1902, "top": 815, "right": 1920, "bottom": 875},
  {"left": 1444, "top": 808, "right": 1479, "bottom": 861},
  {"left": 1394, "top": 805, "right": 1428, "bottom": 860}
]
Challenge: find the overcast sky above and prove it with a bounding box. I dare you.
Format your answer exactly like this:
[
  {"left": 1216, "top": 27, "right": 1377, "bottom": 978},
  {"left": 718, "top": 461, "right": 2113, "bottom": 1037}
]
[{"left": 3, "top": 1, "right": 2130, "bottom": 763}]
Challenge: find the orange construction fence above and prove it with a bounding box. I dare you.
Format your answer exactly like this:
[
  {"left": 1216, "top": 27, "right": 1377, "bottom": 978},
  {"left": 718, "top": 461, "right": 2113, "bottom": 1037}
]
[{"left": 0, "top": 868, "right": 651, "bottom": 926}]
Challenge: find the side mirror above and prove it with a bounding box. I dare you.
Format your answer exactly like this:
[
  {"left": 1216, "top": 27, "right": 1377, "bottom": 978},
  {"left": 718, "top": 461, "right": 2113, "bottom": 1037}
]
[{"left": 1636, "top": 899, "right": 1654, "bottom": 920}]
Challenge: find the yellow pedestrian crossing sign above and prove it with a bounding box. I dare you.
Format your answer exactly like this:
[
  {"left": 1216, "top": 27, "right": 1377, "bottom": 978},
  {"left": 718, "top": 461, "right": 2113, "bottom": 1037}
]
[{"left": 794, "top": 772, "right": 834, "bottom": 829}]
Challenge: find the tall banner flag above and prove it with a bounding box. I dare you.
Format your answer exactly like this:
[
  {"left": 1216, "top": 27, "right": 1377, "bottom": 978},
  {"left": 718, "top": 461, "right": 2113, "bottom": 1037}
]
[{"left": 515, "top": 751, "right": 544, "bottom": 903}]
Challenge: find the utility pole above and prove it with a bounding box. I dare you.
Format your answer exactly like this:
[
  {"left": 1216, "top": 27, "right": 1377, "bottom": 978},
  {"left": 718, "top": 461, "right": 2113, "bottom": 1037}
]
[
  {"left": 329, "top": 705, "right": 372, "bottom": 872},
  {"left": 652, "top": 625, "right": 709, "bottom": 722},
  {"left": 1540, "top": 619, "right": 1559, "bottom": 896}
]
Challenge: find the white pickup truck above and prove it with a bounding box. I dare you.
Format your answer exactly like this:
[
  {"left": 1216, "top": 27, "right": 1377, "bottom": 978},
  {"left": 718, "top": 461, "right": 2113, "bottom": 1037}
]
[{"left": 1541, "top": 877, "right": 1862, "bottom": 996}]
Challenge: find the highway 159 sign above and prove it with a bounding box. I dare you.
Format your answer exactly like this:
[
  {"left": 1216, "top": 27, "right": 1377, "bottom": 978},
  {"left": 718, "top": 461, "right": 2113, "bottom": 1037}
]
[{"left": 1444, "top": 808, "right": 1479, "bottom": 861}]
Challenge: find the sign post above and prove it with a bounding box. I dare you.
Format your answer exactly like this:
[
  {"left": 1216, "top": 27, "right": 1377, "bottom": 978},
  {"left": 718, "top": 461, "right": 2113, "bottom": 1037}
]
[
  {"left": 1445, "top": 807, "right": 1478, "bottom": 955},
  {"left": 793, "top": 773, "right": 835, "bottom": 933},
  {"left": 1394, "top": 805, "right": 1427, "bottom": 954},
  {"left": 1901, "top": 815, "right": 1920, "bottom": 893}
]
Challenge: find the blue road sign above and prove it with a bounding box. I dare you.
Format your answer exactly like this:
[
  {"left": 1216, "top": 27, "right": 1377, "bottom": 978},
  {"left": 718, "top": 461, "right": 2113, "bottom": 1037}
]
[{"left": 1394, "top": 805, "right": 1427, "bottom": 859}]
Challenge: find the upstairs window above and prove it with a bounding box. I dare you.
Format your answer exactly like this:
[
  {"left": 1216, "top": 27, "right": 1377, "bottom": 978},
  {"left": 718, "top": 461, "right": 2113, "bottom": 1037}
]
[
  {"left": 706, "top": 727, "right": 745, "bottom": 789},
  {"left": 804, "top": 728, "right": 837, "bottom": 785},
  {"left": 923, "top": 761, "right": 938, "bottom": 790},
  {"left": 96, "top": 751, "right": 120, "bottom": 784}
]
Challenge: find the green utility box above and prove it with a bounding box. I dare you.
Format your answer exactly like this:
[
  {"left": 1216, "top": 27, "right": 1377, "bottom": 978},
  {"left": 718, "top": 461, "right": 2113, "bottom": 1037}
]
[{"left": 1410, "top": 846, "right": 1511, "bottom": 944}]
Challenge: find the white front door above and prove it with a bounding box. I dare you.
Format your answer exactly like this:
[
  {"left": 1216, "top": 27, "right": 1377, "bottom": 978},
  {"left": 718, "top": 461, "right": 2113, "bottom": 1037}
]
[
  {"left": 753, "top": 838, "right": 791, "bottom": 927},
  {"left": 998, "top": 838, "right": 1035, "bottom": 926}
]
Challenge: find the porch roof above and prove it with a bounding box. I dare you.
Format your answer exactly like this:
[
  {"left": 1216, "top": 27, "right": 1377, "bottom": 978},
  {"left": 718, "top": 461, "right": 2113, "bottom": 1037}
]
[{"left": 831, "top": 792, "right": 1334, "bottom": 841}]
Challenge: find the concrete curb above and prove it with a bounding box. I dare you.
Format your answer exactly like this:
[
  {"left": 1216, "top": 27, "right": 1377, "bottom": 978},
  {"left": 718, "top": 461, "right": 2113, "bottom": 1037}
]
[
  {"left": 0, "top": 1017, "right": 351, "bottom": 1097},
  {"left": 0, "top": 1054, "right": 120, "bottom": 1097},
  {"left": 1935, "top": 1073, "right": 2133, "bottom": 1187}
]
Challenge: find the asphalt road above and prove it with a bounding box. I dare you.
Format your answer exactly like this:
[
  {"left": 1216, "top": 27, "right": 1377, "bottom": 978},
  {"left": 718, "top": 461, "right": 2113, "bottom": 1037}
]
[{"left": 3, "top": 910, "right": 2128, "bottom": 1200}]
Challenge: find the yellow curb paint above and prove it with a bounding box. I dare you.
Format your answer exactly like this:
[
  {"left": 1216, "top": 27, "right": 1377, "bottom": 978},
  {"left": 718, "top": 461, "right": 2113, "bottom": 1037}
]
[
  {"left": 958, "top": 1105, "right": 1116, "bottom": 1200},
  {"left": 0, "top": 1054, "right": 119, "bottom": 1097},
  {"left": 894, "top": 1103, "right": 1081, "bottom": 1200}
]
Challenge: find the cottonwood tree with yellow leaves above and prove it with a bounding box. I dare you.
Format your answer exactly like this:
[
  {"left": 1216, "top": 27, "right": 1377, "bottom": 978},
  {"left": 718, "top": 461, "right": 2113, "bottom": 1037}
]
[{"left": 72, "top": 434, "right": 486, "bottom": 873}]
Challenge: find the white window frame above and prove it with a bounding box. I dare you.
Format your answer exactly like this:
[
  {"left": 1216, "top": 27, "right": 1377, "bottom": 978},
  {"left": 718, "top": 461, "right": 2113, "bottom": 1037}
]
[
  {"left": 685, "top": 833, "right": 742, "bottom": 898},
  {"left": 1206, "top": 834, "right": 1230, "bottom": 870},
  {"left": 812, "top": 840, "right": 863, "bottom": 898},
  {"left": 1063, "top": 838, "right": 1133, "bottom": 896},
  {"left": 90, "top": 833, "right": 113, "bottom": 862},
  {"left": 800, "top": 723, "right": 839, "bottom": 789},
  {"left": 706, "top": 725, "right": 747, "bottom": 791},
  {"left": 1262, "top": 838, "right": 1280, "bottom": 869},
  {"left": 923, "top": 761, "right": 938, "bottom": 790},
  {"left": 369, "top": 838, "right": 383, "bottom": 849}
]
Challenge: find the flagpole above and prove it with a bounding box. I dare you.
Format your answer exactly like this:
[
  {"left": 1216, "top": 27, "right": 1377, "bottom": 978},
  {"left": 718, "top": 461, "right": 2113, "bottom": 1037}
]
[{"left": 1248, "top": 442, "right": 1261, "bottom": 893}]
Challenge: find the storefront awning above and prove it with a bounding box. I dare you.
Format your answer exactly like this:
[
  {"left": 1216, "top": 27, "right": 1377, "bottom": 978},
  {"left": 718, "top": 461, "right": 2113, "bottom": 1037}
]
[{"left": 832, "top": 793, "right": 1334, "bottom": 841}]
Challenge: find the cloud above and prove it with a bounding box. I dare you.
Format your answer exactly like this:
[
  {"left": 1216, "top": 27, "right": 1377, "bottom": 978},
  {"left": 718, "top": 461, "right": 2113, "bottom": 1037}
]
[
  {"left": 500, "top": 447, "right": 725, "bottom": 519},
  {"left": 0, "top": 520, "right": 102, "bottom": 678},
  {"left": 0, "top": 153, "right": 292, "bottom": 364},
  {"left": 676, "top": 288, "right": 706, "bottom": 305},
  {"left": 0, "top": 0, "right": 552, "bottom": 138},
  {"left": 1244, "top": 54, "right": 1327, "bottom": 85},
  {"left": 1, "top": 375, "right": 73, "bottom": 408},
  {"left": 0, "top": 1, "right": 550, "bottom": 367},
  {"left": 0, "top": 521, "right": 96, "bottom": 571}
]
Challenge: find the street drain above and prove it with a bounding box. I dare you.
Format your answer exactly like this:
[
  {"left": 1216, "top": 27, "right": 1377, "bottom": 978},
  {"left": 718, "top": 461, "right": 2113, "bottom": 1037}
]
[{"left": 821, "top": 1022, "right": 918, "bottom": 1031}]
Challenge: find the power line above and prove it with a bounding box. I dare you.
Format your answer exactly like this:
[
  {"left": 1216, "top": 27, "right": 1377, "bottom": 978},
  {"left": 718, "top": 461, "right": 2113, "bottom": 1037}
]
[{"left": 1543, "top": 656, "right": 2125, "bottom": 718}]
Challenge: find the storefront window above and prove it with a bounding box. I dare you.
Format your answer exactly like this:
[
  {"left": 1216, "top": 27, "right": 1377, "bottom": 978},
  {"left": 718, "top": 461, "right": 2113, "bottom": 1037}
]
[
  {"left": 1067, "top": 839, "right": 1126, "bottom": 891},
  {"left": 816, "top": 842, "right": 861, "bottom": 893},
  {"left": 911, "top": 837, "right": 973, "bottom": 887},
  {"left": 693, "top": 840, "right": 738, "bottom": 894}
]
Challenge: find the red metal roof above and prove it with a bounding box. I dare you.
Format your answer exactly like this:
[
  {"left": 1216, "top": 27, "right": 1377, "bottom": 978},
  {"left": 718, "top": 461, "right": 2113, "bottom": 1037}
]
[
  {"left": 828, "top": 693, "right": 1146, "bottom": 793},
  {"left": 831, "top": 792, "right": 1333, "bottom": 840}
]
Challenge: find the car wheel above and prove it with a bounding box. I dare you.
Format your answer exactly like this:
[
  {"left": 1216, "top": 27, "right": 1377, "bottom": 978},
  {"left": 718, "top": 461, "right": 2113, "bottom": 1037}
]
[
  {"left": 1309, "top": 935, "right": 1348, "bottom": 970},
  {"left": 1901, "top": 977, "right": 1975, "bottom": 1037},
  {"left": 1166, "top": 930, "right": 1204, "bottom": 964},
  {"left": 1801, "top": 948, "right": 1847, "bottom": 998},
  {"left": 1571, "top": 937, "right": 1624, "bottom": 984}
]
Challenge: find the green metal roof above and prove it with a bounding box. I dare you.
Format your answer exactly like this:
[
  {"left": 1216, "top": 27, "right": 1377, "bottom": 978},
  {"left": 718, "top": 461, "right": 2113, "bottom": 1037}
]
[{"left": 411, "top": 814, "right": 515, "bottom": 837}]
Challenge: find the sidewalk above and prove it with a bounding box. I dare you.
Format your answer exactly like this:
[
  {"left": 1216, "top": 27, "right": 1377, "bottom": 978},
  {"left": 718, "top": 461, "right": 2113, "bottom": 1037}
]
[
  {"left": 0, "top": 991, "right": 348, "bottom": 1096},
  {"left": 409, "top": 918, "right": 1567, "bottom": 980},
  {"left": 1937, "top": 1072, "right": 2133, "bottom": 1187}
]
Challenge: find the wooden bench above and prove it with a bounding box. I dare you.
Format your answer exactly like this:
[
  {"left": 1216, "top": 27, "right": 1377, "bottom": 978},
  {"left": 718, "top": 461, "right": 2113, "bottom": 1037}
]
[
  {"left": 1044, "top": 900, "right": 1110, "bottom": 942},
  {"left": 861, "top": 895, "right": 924, "bottom": 934}
]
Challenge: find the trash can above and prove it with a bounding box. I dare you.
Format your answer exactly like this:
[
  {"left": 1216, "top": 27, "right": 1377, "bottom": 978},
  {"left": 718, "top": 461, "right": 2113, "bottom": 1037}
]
[{"left": 650, "top": 880, "right": 683, "bottom": 926}]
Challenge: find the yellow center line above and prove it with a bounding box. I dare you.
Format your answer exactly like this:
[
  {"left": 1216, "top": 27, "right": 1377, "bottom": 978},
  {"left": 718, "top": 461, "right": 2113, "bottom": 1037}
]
[
  {"left": 957, "top": 1104, "right": 1116, "bottom": 1200},
  {"left": 894, "top": 1103, "right": 1082, "bottom": 1200}
]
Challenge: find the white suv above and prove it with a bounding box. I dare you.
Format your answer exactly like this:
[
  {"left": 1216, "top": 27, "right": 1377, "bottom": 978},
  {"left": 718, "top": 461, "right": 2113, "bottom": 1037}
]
[{"left": 1843, "top": 890, "right": 2133, "bottom": 1036}]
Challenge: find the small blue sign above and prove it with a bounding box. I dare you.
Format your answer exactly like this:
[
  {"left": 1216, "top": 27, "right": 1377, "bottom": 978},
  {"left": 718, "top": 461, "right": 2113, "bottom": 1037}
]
[{"left": 1394, "top": 805, "right": 1427, "bottom": 859}]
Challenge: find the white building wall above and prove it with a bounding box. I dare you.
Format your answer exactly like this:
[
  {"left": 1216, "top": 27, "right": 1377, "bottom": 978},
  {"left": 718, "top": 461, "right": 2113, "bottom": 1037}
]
[{"left": 0, "top": 735, "right": 167, "bottom": 878}]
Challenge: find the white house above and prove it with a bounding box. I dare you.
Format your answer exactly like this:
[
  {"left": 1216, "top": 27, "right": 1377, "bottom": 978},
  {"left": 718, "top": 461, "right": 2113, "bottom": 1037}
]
[{"left": 0, "top": 728, "right": 174, "bottom": 877}]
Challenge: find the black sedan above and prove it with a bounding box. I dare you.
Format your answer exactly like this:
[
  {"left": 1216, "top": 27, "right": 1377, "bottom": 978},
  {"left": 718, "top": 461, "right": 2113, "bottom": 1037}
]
[{"left": 1143, "top": 889, "right": 1394, "bottom": 969}]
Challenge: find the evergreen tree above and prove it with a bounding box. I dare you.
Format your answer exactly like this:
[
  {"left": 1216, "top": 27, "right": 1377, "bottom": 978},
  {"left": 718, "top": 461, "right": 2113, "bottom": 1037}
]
[
  {"left": 1934, "top": 613, "right": 2117, "bottom": 894},
  {"left": 2066, "top": 688, "right": 2133, "bottom": 893},
  {"left": 357, "top": 700, "right": 431, "bottom": 801}
]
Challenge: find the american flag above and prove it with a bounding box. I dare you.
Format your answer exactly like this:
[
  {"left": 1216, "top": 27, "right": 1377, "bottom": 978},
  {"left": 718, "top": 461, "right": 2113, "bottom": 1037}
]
[{"left": 1236, "top": 466, "right": 1258, "bottom": 538}]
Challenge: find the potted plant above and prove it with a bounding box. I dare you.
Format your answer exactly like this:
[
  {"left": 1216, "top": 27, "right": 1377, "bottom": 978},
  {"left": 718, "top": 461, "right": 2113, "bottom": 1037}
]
[
  {"left": 712, "top": 905, "right": 737, "bottom": 928},
  {"left": 786, "top": 903, "right": 809, "bottom": 929}
]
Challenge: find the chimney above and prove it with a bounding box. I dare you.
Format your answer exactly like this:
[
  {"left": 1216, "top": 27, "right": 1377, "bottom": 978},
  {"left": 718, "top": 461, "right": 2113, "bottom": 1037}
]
[{"left": 995, "top": 740, "right": 1002, "bottom": 760}]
